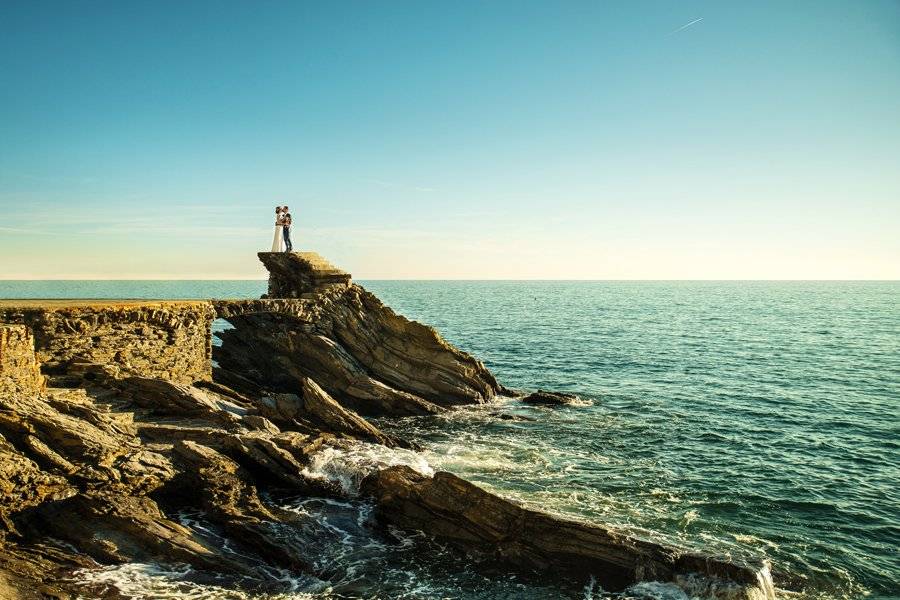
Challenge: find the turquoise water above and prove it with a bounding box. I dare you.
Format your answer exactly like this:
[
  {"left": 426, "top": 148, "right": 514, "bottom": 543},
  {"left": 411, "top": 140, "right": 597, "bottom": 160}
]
[{"left": 1, "top": 280, "right": 898, "bottom": 599}]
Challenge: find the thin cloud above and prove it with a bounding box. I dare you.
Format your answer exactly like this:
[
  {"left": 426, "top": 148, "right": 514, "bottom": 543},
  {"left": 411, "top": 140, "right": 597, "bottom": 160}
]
[
  {"left": 666, "top": 17, "right": 703, "bottom": 36},
  {"left": 358, "top": 176, "right": 436, "bottom": 193},
  {"left": 0, "top": 226, "right": 53, "bottom": 235}
]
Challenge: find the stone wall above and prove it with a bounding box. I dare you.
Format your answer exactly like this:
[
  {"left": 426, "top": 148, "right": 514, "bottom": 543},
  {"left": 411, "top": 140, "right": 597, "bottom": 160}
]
[
  {"left": 0, "top": 301, "right": 215, "bottom": 384},
  {"left": 0, "top": 324, "right": 45, "bottom": 396}
]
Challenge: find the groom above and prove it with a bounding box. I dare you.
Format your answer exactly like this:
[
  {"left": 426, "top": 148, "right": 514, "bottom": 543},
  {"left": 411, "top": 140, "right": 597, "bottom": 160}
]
[{"left": 282, "top": 206, "right": 293, "bottom": 252}]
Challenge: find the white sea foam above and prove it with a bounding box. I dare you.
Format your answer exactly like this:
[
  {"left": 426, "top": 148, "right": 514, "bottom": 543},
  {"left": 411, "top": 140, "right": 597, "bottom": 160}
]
[
  {"left": 681, "top": 509, "right": 700, "bottom": 526},
  {"left": 74, "top": 562, "right": 323, "bottom": 599},
  {"left": 300, "top": 440, "right": 433, "bottom": 495},
  {"left": 672, "top": 563, "right": 776, "bottom": 600},
  {"left": 626, "top": 580, "right": 694, "bottom": 600}
]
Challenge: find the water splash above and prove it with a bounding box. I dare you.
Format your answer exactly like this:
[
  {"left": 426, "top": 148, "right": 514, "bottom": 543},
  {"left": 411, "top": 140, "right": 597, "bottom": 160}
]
[{"left": 300, "top": 441, "right": 433, "bottom": 495}]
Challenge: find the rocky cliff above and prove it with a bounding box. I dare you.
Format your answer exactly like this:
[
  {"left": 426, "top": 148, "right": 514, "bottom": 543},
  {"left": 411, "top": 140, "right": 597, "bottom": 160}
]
[
  {"left": 0, "top": 252, "right": 776, "bottom": 599},
  {"left": 214, "top": 252, "right": 501, "bottom": 416}
]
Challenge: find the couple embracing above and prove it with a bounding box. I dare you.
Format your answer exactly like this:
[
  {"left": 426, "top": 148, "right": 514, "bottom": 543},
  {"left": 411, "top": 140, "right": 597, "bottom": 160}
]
[{"left": 271, "top": 206, "right": 293, "bottom": 252}]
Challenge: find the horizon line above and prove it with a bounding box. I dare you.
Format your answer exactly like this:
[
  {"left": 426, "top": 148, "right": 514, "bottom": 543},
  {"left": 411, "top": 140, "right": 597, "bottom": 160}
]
[{"left": 1, "top": 278, "right": 899, "bottom": 283}]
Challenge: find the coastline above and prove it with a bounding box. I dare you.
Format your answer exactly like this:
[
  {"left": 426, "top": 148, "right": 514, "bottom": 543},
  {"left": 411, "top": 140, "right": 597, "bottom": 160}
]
[{"left": 0, "top": 252, "right": 778, "bottom": 599}]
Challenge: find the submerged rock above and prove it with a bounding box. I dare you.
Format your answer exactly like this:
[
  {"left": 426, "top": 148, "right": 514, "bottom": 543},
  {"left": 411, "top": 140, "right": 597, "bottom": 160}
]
[{"left": 521, "top": 389, "right": 582, "bottom": 406}]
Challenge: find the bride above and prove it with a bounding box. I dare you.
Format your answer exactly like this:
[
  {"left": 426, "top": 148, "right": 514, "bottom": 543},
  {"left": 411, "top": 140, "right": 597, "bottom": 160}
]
[{"left": 270, "top": 206, "right": 284, "bottom": 252}]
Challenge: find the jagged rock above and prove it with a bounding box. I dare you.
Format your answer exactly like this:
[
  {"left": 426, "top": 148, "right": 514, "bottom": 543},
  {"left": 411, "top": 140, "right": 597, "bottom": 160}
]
[
  {"left": 111, "top": 377, "right": 249, "bottom": 427},
  {"left": 212, "top": 252, "right": 500, "bottom": 418},
  {"left": 217, "top": 432, "right": 342, "bottom": 497},
  {"left": 165, "top": 440, "right": 313, "bottom": 573},
  {"left": 297, "top": 378, "right": 401, "bottom": 445},
  {"left": 323, "top": 286, "right": 499, "bottom": 406},
  {"left": 216, "top": 323, "right": 443, "bottom": 417},
  {"left": 0, "top": 542, "right": 98, "bottom": 600},
  {"left": 243, "top": 414, "right": 281, "bottom": 434},
  {"left": 0, "top": 394, "right": 135, "bottom": 471},
  {"left": 361, "top": 466, "right": 775, "bottom": 599},
  {"left": 258, "top": 378, "right": 407, "bottom": 448},
  {"left": 521, "top": 390, "right": 582, "bottom": 406},
  {"left": 0, "top": 434, "right": 74, "bottom": 533},
  {"left": 25, "top": 491, "right": 255, "bottom": 575}
]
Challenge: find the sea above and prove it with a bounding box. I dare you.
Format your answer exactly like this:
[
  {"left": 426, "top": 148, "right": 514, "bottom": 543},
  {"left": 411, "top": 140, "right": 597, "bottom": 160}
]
[{"left": 0, "top": 280, "right": 897, "bottom": 600}]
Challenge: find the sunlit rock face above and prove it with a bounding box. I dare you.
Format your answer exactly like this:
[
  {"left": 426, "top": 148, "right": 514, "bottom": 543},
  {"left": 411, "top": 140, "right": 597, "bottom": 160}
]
[
  {"left": 0, "top": 324, "right": 45, "bottom": 397},
  {"left": 214, "top": 253, "right": 500, "bottom": 416},
  {"left": 258, "top": 251, "right": 352, "bottom": 298}
]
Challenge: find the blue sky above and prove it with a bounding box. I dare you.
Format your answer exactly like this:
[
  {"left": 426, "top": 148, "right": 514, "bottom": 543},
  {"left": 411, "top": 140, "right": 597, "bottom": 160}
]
[{"left": 1, "top": 1, "right": 898, "bottom": 279}]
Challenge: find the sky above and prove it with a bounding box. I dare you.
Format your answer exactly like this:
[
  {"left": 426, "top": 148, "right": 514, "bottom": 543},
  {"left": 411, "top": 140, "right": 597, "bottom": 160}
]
[{"left": 1, "top": 1, "right": 899, "bottom": 280}]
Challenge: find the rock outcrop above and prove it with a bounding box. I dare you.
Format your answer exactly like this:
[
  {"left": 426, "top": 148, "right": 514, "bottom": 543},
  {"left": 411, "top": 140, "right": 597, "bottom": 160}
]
[
  {"left": 361, "top": 466, "right": 775, "bottom": 599},
  {"left": 215, "top": 252, "right": 500, "bottom": 417},
  {"left": 257, "top": 377, "right": 405, "bottom": 448},
  {"left": 521, "top": 389, "right": 582, "bottom": 406}
]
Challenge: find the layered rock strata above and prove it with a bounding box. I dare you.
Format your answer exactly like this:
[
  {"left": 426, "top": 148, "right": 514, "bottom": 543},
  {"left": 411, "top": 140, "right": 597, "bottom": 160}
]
[
  {"left": 259, "top": 251, "right": 352, "bottom": 298},
  {"left": 362, "top": 466, "right": 775, "bottom": 598},
  {"left": 215, "top": 253, "right": 500, "bottom": 416}
]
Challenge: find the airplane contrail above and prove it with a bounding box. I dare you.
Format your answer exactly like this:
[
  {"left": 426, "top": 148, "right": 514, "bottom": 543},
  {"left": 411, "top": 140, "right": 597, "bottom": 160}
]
[{"left": 667, "top": 17, "right": 704, "bottom": 36}]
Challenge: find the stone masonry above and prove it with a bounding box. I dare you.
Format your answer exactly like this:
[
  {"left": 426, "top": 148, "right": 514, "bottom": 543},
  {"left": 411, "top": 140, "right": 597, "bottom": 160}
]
[
  {"left": 259, "top": 252, "right": 351, "bottom": 298},
  {"left": 0, "top": 255, "right": 351, "bottom": 385},
  {"left": 0, "top": 301, "right": 215, "bottom": 384},
  {"left": 0, "top": 324, "right": 45, "bottom": 396}
]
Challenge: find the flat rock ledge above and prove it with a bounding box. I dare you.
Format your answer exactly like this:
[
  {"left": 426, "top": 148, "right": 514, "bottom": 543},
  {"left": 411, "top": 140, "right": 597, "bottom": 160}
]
[{"left": 259, "top": 251, "right": 352, "bottom": 298}]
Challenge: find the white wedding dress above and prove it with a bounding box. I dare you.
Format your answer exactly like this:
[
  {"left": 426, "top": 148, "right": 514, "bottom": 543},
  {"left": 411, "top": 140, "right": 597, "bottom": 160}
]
[{"left": 270, "top": 224, "right": 283, "bottom": 252}]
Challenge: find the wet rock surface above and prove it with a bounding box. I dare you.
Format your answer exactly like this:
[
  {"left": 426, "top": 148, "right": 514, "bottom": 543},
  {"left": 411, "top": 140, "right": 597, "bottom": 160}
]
[
  {"left": 521, "top": 389, "right": 583, "bottom": 406},
  {"left": 361, "top": 466, "right": 774, "bottom": 598}
]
